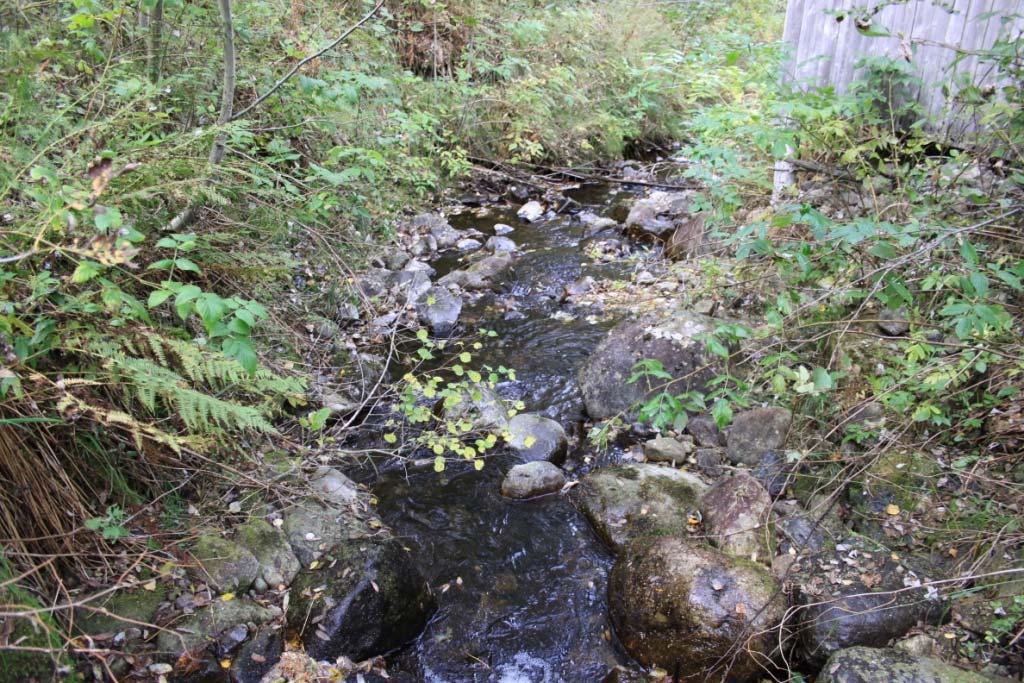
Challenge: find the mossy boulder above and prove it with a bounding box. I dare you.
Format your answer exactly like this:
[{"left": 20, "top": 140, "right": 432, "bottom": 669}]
[
  {"left": 578, "top": 310, "right": 725, "bottom": 420},
  {"left": 74, "top": 583, "right": 167, "bottom": 636},
  {"left": 235, "top": 519, "right": 301, "bottom": 588},
  {"left": 850, "top": 450, "right": 940, "bottom": 515},
  {"left": 816, "top": 646, "right": 989, "bottom": 683},
  {"left": 572, "top": 464, "right": 708, "bottom": 553},
  {"left": 191, "top": 534, "right": 260, "bottom": 593},
  {"left": 608, "top": 537, "right": 786, "bottom": 682},
  {"left": 286, "top": 537, "right": 435, "bottom": 661}
]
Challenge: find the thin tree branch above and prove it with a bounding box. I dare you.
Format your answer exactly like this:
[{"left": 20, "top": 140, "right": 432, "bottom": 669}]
[{"left": 230, "top": 0, "right": 385, "bottom": 122}]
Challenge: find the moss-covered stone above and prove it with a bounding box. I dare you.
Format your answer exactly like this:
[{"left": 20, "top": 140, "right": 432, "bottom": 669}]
[
  {"left": 154, "top": 597, "right": 281, "bottom": 659},
  {"left": 571, "top": 463, "right": 708, "bottom": 553},
  {"left": 0, "top": 613, "right": 56, "bottom": 683},
  {"left": 191, "top": 534, "right": 260, "bottom": 593},
  {"left": 816, "top": 646, "right": 989, "bottom": 683},
  {"left": 608, "top": 536, "right": 786, "bottom": 681},
  {"left": 74, "top": 584, "right": 167, "bottom": 636},
  {"left": 235, "top": 519, "right": 300, "bottom": 588},
  {"left": 851, "top": 450, "right": 940, "bottom": 513}
]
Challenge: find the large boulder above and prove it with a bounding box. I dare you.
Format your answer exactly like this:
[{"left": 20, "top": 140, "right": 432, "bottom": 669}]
[
  {"left": 701, "top": 473, "right": 773, "bottom": 563},
  {"left": 441, "top": 384, "right": 510, "bottom": 433},
  {"left": 572, "top": 464, "right": 707, "bottom": 552},
  {"left": 411, "top": 212, "right": 460, "bottom": 249},
  {"left": 281, "top": 499, "right": 372, "bottom": 566},
  {"left": 507, "top": 413, "right": 568, "bottom": 464},
  {"left": 725, "top": 407, "right": 792, "bottom": 466},
  {"left": 415, "top": 286, "right": 462, "bottom": 336},
  {"left": 578, "top": 310, "right": 725, "bottom": 420},
  {"left": 286, "top": 537, "right": 435, "bottom": 661},
  {"left": 794, "top": 537, "right": 949, "bottom": 666},
  {"left": 816, "top": 646, "right": 989, "bottom": 683},
  {"left": 625, "top": 191, "right": 696, "bottom": 239},
  {"left": 608, "top": 537, "right": 786, "bottom": 682},
  {"left": 437, "top": 253, "right": 513, "bottom": 291},
  {"left": 501, "top": 461, "right": 566, "bottom": 499}
]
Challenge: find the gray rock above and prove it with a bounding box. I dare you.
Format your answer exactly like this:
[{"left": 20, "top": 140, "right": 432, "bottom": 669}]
[
  {"left": 486, "top": 235, "right": 517, "bottom": 253},
  {"left": 507, "top": 413, "right": 568, "bottom": 464},
  {"left": 384, "top": 249, "right": 410, "bottom": 271},
  {"left": 517, "top": 200, "right": 546, "bottom": 222},
  {"left": 234, "top": 519, "right": 301, "bottom": 588},
  {"left": 634, "top": 270, "right": 656, "bottom": 285},
  {"left": 877, "top": 307, "right": 911, "bottom": 336},
  {"left": 725, "top": 407, "right": 792, "bottom": 465},
  {"left": 816, "top": 646, "right": 989, "bottom": 683},
  {"left": 686, "top": 415, "right": 725, "bottom": 447},
  {"left": 155, "top": 598, "right": 280, "bottom": 658},
  {"left": 386, "top": 269, "right": 431, "bottom": 304},
  {"left": 624, "top": 191, "right": 695, "bottom": 238},
  {"left": 796, "top": 537, "right": 949, "bottom": 666},
  {"left": 412, "top": 212, "right": 460, "bottom": 249},
  {"left": 608, "top": 537, "right": 786, "bottom": 680},
  {"left": 415, "top": 287, "right": 462, "bottom": 336},
  {"left": 695, "top": 447, "right": 725, "bottom": 478},
  {"left": 410, "top": 235, "right": 433, "bottom": 257},
  {"left": 701, "top": 472, "right": 773, "bottom": 562},
  {"left": 438, "top": 253, "right": 513, "bottom": 291},
  {"left": 642, "top": 435, "right": 694, "bottom": 463},
  {"left": 456, "top": 237, "right": 483, "bottom": 252},
  {"left": 191, "top": 535, "right": 260, "bottom": 593},
  {"left": 442, "top": 384, "right": 510, "bottom": 433},
  {"left": 287, "top": 537, "right": 435, "bottom": 661},
  {"left": 572, "top": 464, "right": 708, "bottom": 552},
  {"left": 333, "top": 302, "right": 360, "bottom": 326},
  {"left": 356, "top": 268, "right": 391, "bottom": 299},
  {"left": 753, "top": 450, "right": 793, "bottom": 498},
  {"left": 310, "top": 466, "right": 360, "bottom": 506},
  {"left": 564, "top": 276, "right": 595, "bottom": 298},
  {"left": 501, "top": 461, "right": 566, "bottom": 498},
  {"left": 578, "top": 211, "right": 619, "bottom": 237},
  {"left": 578, "top": 310, "right": 725, "bottom": 420},
  {"left": 494, "top": 223, "right": 515, "bottom": 235},
  {"left": 281, "top": 500, "right": 367, "bottom": 566},
  {"left": 403, "top": 259, "right": 436, "bottom": 277}
]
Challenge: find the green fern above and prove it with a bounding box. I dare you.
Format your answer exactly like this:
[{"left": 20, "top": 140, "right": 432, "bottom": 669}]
[{"left": 68, "top": 329, "right": 305, "bottom": 436}]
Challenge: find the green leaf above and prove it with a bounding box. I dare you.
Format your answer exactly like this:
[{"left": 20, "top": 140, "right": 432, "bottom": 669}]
[
  {"left": 71, "top": 261, "right": 102, "bottom": 283},
  {"left": 223, "top": 337, "right": 258, "bottom": 375},
  {"left": 433, "top": 456, "right": 445, "bottom": 472},
  {"left": 174, "top": 258, "right": 201, "bottom": 273},
  {"left": 812, "top": 367, "right": 834, "bottom": 392},
  {"left": 147, "top": 288, "right": 173, "bottom": 308},
  {"left": 711, "top": 398, "right": 733, "bottom": 428}
]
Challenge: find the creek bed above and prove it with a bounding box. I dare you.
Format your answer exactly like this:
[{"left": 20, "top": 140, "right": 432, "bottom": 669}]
[{"left": 370, "top": 186, "right": 641, "bottom": 681}]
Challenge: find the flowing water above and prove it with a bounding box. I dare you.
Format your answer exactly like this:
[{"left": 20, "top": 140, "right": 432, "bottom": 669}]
[{"left": 368, "top": 186, "right": 642, "bottom": 681}]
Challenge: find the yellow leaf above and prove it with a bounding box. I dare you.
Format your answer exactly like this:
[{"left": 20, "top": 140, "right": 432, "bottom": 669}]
[
  {"left": 885, "top": 503, "right": 900, "bottom": 516},
  {"left": 384, "top": 433, "right": 397, "bottom": 444},
  {"left": 523, "top": 435, "right": 537, "bottom": 448},
  {"left": 474, "top": 459, "right": 484, "bottom": 471},
  {"left": 219, "top": 659, "right": 232, "bottom": 669},
  {"left": 143, "top": 580, "right": 157, "bottom": 591},
  {"left": 220, "top": 592, "right": 235, "bottom": 602},
  {"left": 309, "top": 560, "right": 320, "bottom": 570}
]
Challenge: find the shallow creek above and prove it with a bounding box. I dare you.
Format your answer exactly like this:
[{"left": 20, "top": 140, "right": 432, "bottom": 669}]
[{"left": 368, "top": 186, "right": 643, "bottom": 681}]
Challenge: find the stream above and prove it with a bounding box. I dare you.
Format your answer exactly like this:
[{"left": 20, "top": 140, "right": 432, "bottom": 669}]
[{"left": 368, "top": 185, "right": 642, "bottom": 682}]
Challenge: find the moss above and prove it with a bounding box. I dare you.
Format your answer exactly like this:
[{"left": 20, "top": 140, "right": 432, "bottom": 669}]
[
  {"left": 0, "top": 587, "right": 63, "bottom": 683},
  {"left": 74, "top": 584, "right": 167, "bottom": 636}
]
